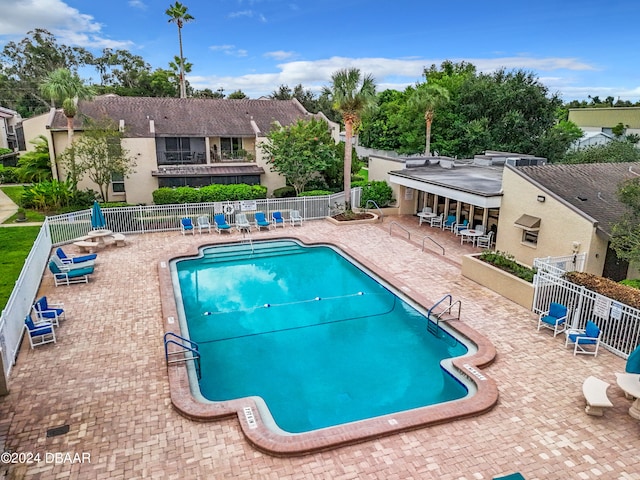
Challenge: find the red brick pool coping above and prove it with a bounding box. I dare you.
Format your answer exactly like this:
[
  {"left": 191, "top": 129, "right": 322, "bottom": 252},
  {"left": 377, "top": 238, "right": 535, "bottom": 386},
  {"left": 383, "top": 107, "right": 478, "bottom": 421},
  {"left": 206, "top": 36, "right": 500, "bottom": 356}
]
[{"left": 159, "top": 233, "right": 498, "bottom": 456}]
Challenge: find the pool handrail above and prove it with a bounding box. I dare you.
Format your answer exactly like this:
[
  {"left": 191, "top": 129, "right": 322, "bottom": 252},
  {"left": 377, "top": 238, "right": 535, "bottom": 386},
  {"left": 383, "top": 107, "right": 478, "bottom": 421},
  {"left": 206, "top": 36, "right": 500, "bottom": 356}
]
[
  {"left": 421, "top": 235, "right": 445, "bottom": 255},
  {"left": 363, "top": 200, "right": 383, "bottom": 222},
  {"left": 164, "top": 332, "right": 201, "bottom": 380},
  {"left": 389, "top": 221, "right": 410, "bottom": 240}
]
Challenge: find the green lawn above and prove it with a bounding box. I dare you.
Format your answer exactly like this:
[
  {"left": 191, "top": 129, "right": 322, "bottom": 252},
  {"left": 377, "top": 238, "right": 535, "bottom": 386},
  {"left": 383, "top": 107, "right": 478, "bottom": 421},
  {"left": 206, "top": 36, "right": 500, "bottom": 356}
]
[
  {"left": 0, "top": 226, "right": 41, "bottom": 310},
  {"left": 1, "top": 186, "right": 46, "bottom": 223}
]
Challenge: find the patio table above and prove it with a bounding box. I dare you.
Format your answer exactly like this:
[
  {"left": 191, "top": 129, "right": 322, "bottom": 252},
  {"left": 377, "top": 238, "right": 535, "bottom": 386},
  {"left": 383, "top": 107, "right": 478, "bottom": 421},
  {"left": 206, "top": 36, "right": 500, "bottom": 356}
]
[
  {"left": 615, "top": 372, "right": 640, "bottom": 419},
  {"left": 460, "top": 229, "right": 483, "bottom": 246}
]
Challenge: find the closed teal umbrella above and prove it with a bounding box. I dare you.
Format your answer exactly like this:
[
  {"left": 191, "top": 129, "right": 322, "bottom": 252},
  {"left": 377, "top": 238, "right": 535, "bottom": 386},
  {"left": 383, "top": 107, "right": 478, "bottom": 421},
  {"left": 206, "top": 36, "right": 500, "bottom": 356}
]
[{"left": 91, "top": 201, "right": 106, "bottom": 229}]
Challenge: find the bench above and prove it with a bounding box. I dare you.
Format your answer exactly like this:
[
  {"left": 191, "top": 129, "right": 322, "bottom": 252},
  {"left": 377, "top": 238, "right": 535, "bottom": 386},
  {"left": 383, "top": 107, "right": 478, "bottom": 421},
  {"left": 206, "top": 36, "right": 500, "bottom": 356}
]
[
  {"left": 582, "top": 376, "right": 613, "bottom": 416},
  {"left": 111, "top": 233, "right": 126, "bottom": 247},
  {"left": 73, "top": 240, "right": 99, "bottom": 254}
]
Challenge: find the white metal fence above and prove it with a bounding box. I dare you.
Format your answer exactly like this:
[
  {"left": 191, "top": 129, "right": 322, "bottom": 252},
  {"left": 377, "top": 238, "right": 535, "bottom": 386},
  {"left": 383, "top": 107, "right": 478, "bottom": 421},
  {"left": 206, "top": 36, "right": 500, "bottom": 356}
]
[
  {"left": 533, "top": 256, "right": 639, "bottom": 358},
  {"left": 1, "top": 190, "right": 360, "bottom": 383},
  {"left": 0, "top": 223, "right": 52, "bottom": 380}
]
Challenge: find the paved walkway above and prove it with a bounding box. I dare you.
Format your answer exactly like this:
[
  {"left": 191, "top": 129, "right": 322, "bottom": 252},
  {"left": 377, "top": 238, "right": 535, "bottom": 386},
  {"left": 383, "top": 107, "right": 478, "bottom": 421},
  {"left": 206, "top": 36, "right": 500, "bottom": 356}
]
[
  {"left": 0, "top": 187, "right": 18, "bottom": 224},
  {"left": 1, "top": 217, "right": 638, "bottom": 479}
]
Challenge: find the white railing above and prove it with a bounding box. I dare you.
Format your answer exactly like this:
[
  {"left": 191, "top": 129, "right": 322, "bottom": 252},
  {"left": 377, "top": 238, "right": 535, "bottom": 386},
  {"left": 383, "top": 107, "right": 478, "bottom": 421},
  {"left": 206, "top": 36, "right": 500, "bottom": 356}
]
[
  {"left": 46, "top": 193, "right": 353, "bottom": 245},
  {"left": 533, "top": 253, "right": 586, "bottom": 275},
  {"left": 0, "top": 221, "right": 52, "bottom": 380},
  {"left": 533, "top": 268, "right": 640, "bottom": 358},
  {"left": 1, "top": 190, "right": 360, "bottom": 383}
]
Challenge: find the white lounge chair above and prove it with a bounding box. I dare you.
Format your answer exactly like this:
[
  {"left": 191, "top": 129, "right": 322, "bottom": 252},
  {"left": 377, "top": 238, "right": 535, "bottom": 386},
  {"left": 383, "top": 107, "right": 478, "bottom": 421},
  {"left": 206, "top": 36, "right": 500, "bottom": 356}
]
[
  {"left": 290, "top": 210, "right": 303, "bottom": 226},
  {"left": 197, "top": 215, "right": 211, "bottom": 234},
  {"left": 235, "top": 213, "right": 252, "bottom": 232}
]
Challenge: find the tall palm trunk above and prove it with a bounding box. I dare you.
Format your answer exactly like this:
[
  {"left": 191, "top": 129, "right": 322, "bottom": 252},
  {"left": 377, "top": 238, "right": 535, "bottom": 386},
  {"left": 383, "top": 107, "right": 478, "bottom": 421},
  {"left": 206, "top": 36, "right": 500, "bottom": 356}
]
[
  {"left": 425, "top": 111, "right": 434, "bottom": 156},
  {"left": 343, "top": 116, "right": 355, "bottom": 210},
  {"left": 177, "top": 24, "right": 186, "bottom": 99}
]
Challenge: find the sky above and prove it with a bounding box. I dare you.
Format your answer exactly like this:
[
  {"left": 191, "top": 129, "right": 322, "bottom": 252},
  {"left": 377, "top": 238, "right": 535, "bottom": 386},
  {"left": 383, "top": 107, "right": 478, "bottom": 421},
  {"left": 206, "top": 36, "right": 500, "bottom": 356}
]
[{"left": 1, "top": 0, "right": 639, "bottom": 102}]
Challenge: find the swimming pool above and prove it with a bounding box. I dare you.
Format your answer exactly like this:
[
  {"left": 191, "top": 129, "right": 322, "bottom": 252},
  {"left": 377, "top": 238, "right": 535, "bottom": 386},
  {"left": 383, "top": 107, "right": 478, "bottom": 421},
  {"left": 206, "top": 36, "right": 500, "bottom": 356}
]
[
  {"left": 162, "top": 237, "right": 498, "bottom": 454},
  {"left": 173, "top": 240, "right": 474, "bottom": 430}
]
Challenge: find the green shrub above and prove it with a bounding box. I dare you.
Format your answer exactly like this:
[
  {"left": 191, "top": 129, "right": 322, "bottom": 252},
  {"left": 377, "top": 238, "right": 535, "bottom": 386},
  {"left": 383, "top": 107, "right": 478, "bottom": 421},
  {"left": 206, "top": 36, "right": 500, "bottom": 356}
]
[
  {"left": 359, "top": 180, "right": 394, "bottom": 208},
  {"left": 152, "top": 187, "right": 176, "bottom": 205},
  {"left": 0, "top": 165, "right": 19, "bottom": 184},
  {"left": 152, "top": 184, "right": 268, "bottom": 204},
  {"left": 620, "top": 279, "right": 640, "bottom": 289},
  {"left": 478, "top": 250, "right": 537, "bottom": 283},
  {"left": 273, "top": 186, "right": 296, "bottom": 198},
  {"left": 299, "top": 190, "right": 333, "bottom": 197},
  {"left": 173, "top": 186, "right": 202, "bottom": 204}
]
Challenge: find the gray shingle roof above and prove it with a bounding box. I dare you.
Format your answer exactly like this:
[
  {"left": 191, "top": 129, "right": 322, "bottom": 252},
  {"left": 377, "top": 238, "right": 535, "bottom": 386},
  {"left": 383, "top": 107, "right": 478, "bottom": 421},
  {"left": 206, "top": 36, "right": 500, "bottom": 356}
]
[
  {"left": 50, "top": 95, "right": 313, "bottom": 137},
  {"left": 513, "top": 162, "right": 640, "bottom": 235}
]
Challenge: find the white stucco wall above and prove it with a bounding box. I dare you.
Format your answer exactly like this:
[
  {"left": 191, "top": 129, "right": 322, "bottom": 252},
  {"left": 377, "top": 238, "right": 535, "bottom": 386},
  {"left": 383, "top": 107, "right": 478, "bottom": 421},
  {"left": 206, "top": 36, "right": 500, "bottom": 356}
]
[{"left": 497, "top": 168, "right": 607, "bottom": 274}]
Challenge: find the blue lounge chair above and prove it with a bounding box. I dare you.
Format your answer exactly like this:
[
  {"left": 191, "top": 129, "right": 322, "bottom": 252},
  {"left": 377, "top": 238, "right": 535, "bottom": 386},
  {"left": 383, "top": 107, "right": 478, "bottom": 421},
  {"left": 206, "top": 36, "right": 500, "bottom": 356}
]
[
  {"left": 254, "top": 212, "right": 271, "bottom": 231},
  {"left": 56, "top": 247, "right": 97, "bottom": 264},
  {"left": 537, "top": 302, "right": 568, "bottom": 337},
  {"left": 453, "top": 219, "right": 469, "bottom": 235},
  {"left": 214, "top": 214, "right": 231, "bottom": 234},
  {"left": 48, "top": 260, "right": 94, "bottom": 287},
  {"left": 33, "top": 296, "right": 65, "bottom": 326},
  {"left": 565, "top": 320, "right": 601, "bottom": 356},
  {"left": 272, "top": 211, "right": 285, "bottom": 228},
  {"left": 50, "top": 254, "right": 94, "bottom": 271},
  {"left": 24, "top": 313, "right": 56, "bottom": 348},
  {"left": 180, "top": 217, "right": 195, "bottom": 235}
]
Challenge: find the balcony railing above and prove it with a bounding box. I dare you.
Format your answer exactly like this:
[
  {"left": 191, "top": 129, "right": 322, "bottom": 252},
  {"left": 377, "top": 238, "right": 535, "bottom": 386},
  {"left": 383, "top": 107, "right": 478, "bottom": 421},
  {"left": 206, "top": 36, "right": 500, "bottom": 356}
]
[
  {"left": 211, "top": 149, "right": 255, "bottom": 163},
  {"left": 159, "top": 151, "right": 206, "bottom": 165}
]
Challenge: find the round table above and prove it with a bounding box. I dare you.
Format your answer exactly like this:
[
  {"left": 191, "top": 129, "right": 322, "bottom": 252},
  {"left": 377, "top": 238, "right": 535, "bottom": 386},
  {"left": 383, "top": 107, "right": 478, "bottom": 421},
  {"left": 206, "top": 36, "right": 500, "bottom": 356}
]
[
  {"left": 418, "top": 212, "right": 436, "bottom": 226},
  {"left": 87, "top": 229, "right": 113, "bottom": 247},
  {"left": 615, "top": 372, "right": 640, "bottom": 419},
  {"left": 459, "top": 229, "right": 483, "bottom": 246}
]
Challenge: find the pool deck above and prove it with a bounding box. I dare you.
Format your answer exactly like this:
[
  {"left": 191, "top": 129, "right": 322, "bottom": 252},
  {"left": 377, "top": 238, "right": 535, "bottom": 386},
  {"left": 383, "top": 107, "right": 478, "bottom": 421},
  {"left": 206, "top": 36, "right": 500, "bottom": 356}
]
[{"left": 2, "top": 215, "right": 639, "bottom": 479}]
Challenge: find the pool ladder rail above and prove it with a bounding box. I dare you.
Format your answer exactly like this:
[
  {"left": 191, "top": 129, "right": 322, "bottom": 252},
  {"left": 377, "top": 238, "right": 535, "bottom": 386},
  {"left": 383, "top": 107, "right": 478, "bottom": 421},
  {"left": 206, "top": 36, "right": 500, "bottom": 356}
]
[
  {"left": 164, "top": 332, "right": 201, "bottom": 380},
  {"left": 427, "top": 294, "right": 461, "bottom": 336}
]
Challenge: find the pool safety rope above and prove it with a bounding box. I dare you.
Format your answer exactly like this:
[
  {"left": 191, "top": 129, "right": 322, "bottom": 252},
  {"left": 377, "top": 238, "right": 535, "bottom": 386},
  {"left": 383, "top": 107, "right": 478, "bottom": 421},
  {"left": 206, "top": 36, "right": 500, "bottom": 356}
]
[
  {"left": 196, "top": 292, "right": 398, "bottom": 344},
  {"left": 202, "top": 291, "right": 367, "bottom": 316}
]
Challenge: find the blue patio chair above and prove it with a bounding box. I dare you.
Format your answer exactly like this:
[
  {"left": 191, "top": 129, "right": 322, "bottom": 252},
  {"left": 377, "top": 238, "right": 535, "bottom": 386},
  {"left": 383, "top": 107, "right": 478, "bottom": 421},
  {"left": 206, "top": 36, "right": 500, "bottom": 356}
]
[
  {"left": 453, "top": 219, "right": 469, "bottom": 236},
  {"left": 443, "top": 215, "right": 456, "bottom": 231},
  {"left": 254, "top": 212, "right": 271, "bottom": 231},
  {"left": 33, "top": 296, "right": 65, "bottom": 326},
  {"left": 48, "top": 260, "right": 93, "bottom": 287},
  {"left": 537, "top": 302, "right": 568, "bottom": 337},
  {"left": 272, "top": 211, "right": 285, "bottom": 228},
  {"left": 180, "top": 217, "right": 195, "bottom": 235},
  {"left": 493, "top": 474, "right": 525, "bottom": 480},
  {"left": 214, "top": 214, "right": 232, "bottom": 234},
  {"left": 55, "top": 247, "right": 97, "bottom": 264},
  {"left": 565, "top": 320, "right": 601, "bottom": 356},
  {"left": 50, "top": 254, "right": 94, "bottom": 272},
  {"left": 24, "top": 313, "right": 56, "bottom": 348}
]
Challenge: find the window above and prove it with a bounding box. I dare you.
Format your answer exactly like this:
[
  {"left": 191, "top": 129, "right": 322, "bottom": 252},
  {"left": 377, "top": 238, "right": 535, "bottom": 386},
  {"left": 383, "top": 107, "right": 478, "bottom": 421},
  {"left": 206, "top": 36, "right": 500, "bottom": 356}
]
[
  {"left": 160, "top": 138, "right": 193, "bottom": 165},
  {"left": 522, "top": 230, "right": 538, "bottom": 245},
  {"left": 111, "top": 172, "right": 125, "bottom": 193},
  {"left": 220, "top": 137, "right": 243, "bottom": 159}
]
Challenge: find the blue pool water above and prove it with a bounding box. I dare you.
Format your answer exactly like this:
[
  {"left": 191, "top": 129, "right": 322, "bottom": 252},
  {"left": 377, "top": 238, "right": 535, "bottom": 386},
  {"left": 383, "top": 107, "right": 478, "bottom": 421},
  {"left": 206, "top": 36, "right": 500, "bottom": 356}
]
[{"left": 173, "top": 240, "right": 469, "bottom": 434}]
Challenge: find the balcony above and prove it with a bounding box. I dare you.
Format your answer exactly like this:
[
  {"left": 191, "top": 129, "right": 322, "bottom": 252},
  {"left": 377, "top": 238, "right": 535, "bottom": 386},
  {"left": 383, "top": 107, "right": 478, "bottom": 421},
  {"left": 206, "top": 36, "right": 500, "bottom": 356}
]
[
  {"left": 211, "top": 149, "right": 255, "bottom": 163},
  {"left": 159, "top": 151, "right": 206, "bottom": 166}
]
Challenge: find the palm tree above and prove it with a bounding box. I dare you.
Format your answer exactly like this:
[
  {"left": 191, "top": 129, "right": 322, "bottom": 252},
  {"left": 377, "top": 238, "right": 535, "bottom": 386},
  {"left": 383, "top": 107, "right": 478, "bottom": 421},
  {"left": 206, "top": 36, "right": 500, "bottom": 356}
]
[
  {"left": 324, "top": 68, "right": 376, "bottom": 210},
  {"left": 166, "top": 2, "right": 194, "bottom": 99},
  {"left": 40, "top": 68, "right": 93, "bottom": 182},
  {"left": 410, "top": 83, "right": 450, "bottom": 156},
  {"left": 168, "top": 55, "right": 193, "bottom": 92}
]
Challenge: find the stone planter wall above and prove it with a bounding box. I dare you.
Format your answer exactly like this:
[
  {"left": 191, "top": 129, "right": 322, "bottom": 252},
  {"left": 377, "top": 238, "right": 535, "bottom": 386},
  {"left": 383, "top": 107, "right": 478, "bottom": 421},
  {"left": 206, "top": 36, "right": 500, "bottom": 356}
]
[
  {"left": 462, "top": 254, "right": 535, "bottom": 309},
  {"left": 325, "top": 212, "right": 380, "bottom": 225}
]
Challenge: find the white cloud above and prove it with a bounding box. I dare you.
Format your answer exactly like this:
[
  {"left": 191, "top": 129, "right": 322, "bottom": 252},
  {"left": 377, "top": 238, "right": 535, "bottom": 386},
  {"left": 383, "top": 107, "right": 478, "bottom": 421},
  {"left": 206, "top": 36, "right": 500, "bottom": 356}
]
[
  {"left": 210, "top": 44, "right": 248, "bottom": 57},
  {"left": 128, "top": 0, "right": 146, "bottom": 9},
  {"left": 189, "top": 55, "right": 603, "bottom": 99},
  {"left": 264, "top": 50, "right": 296, "bottom": 61},
  {"left": 0, "top": 0, "right": 133, "bottom": 50}
]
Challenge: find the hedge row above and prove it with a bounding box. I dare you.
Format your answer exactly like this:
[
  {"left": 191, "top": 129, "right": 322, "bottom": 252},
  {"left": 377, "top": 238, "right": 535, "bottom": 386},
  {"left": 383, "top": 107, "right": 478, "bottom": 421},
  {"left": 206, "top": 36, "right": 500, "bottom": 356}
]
[{"left": 152, "top": 184, "right": 267, "bottom": 204}]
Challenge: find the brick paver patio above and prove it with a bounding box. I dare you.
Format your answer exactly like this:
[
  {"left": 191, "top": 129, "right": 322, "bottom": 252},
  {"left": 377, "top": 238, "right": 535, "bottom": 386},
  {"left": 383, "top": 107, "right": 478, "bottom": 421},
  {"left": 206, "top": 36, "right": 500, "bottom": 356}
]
[{"left": 1, "top": 215, "right": 638, "bottom": 479}]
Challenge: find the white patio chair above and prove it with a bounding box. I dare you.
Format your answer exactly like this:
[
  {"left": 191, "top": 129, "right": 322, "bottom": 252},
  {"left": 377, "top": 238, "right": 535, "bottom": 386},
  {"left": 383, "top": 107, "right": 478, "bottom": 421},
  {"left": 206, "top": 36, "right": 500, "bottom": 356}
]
[
  {"left": 290, "top": 210, "right": 303, "bottom": 226},
  {"left": 476, "top": 231, "right": 494, "bottom": 249},
  {"left": 197, "top": 215, "right": 211, "bottom": 234}
]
